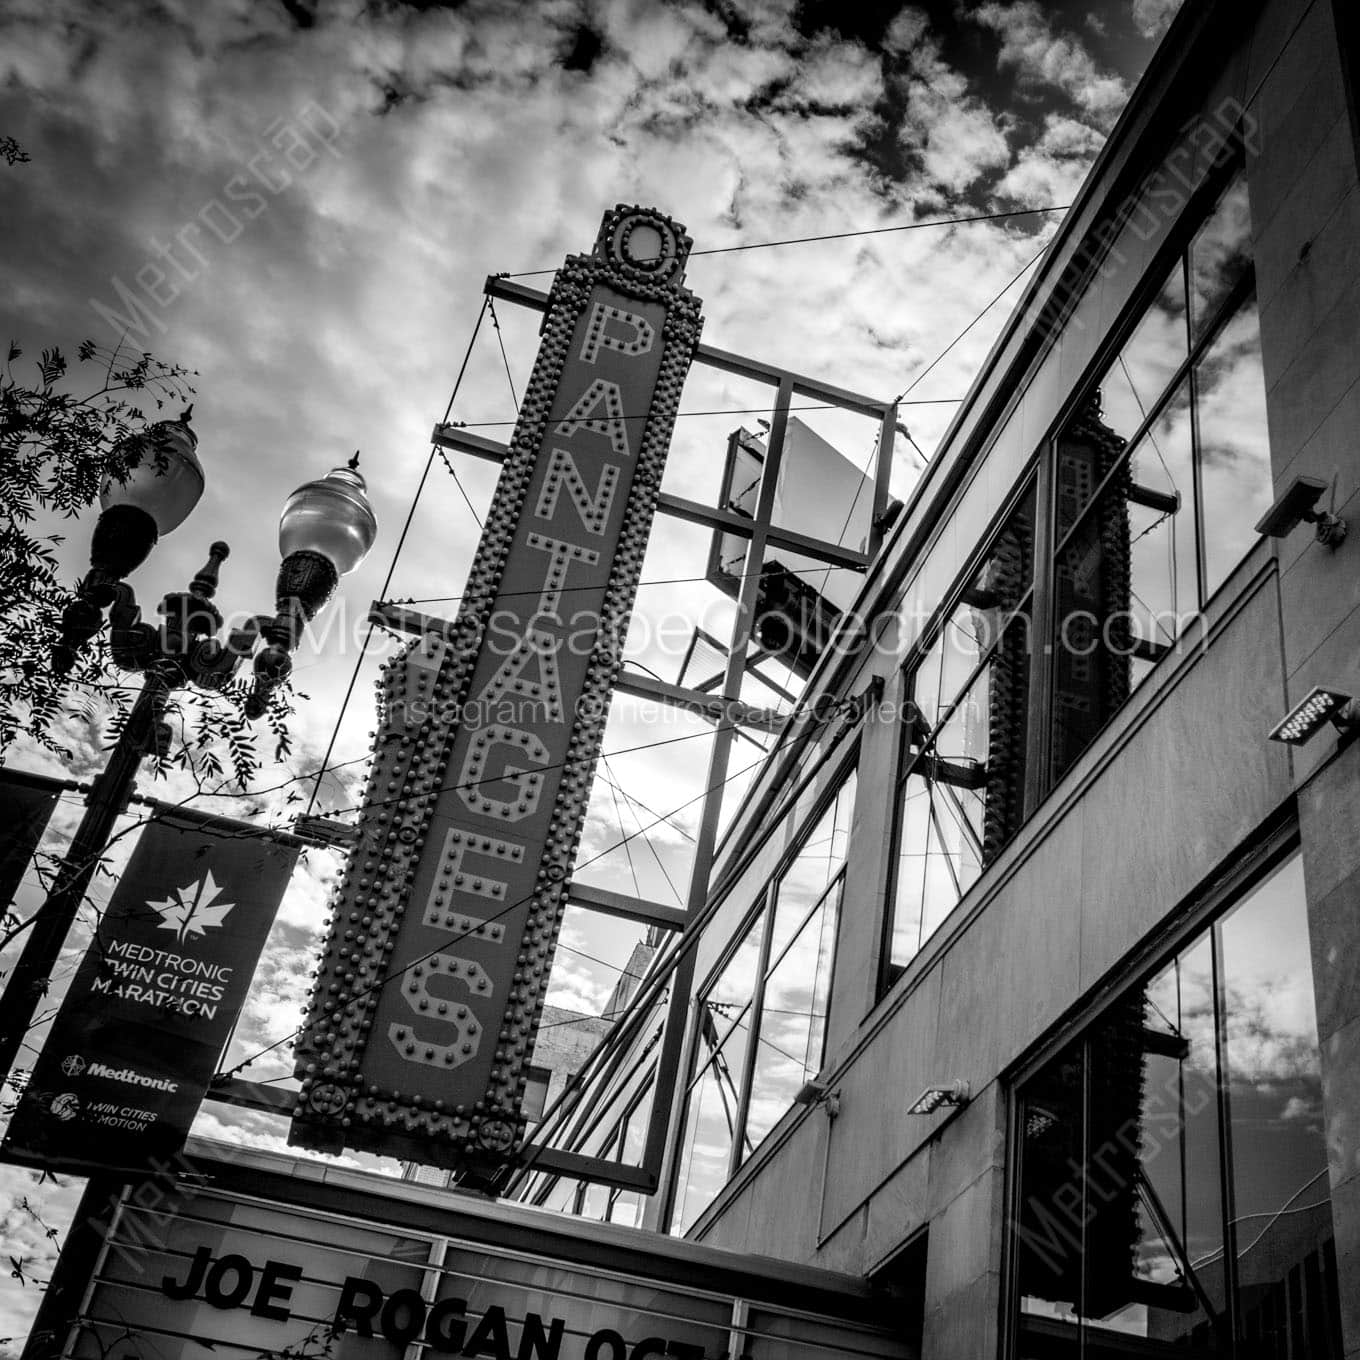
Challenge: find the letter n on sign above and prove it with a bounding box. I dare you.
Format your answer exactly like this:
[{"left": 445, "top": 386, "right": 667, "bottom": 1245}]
[{"left": 290, "top": 206, "right": 703, "bottom": 1173}]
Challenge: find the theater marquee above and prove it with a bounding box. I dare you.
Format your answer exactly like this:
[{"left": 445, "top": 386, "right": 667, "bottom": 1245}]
[
  {"left": 290, "top": 206, "right": 704, "bottom": 1170},
  {"left": 29, "top": 1143, "right": 908, "bottom": 1360}
]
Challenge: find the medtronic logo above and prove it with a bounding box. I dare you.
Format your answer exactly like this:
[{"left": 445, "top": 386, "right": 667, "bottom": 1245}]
[
  {"left": 88, "top": 1062, "right": 178, "bottom": 1093},
  {"left": 60, "top": 1054, "right": 87, "bottom": 1077}
]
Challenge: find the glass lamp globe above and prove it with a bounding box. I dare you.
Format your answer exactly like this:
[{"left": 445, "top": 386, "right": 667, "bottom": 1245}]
[
  {"left": 278, "top": 460, "right": 378, "bottom": 577},
  {"left": 100, "top": 412, "right": 205, "bottom": 536}
]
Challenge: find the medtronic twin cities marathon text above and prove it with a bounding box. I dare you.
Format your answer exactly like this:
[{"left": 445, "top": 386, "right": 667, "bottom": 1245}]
[{"left": 91, "top": 939, "right": 232, "bottom": 1019}]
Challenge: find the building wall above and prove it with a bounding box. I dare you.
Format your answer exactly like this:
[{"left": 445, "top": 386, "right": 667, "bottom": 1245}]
[{"left": 677, "top": 1, "right": 1360, "bottom": 1357}]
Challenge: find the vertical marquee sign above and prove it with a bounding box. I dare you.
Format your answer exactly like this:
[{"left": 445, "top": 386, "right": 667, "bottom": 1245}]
[{"left": 291, "top": 206, "right": 703, "bottom": 1171}]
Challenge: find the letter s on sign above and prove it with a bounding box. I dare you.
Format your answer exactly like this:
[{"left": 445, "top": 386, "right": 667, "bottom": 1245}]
[{"left": 389, "top": 955, "right": 492, "bottom": 1069}]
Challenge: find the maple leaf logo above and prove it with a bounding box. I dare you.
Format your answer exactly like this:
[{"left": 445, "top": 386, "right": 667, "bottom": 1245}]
[{"left": 146, "top": 870, "right": 236, "bottom": 944}]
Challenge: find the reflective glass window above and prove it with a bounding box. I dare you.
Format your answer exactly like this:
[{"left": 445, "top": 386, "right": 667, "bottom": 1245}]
[
  {"left": 674, "top": 1058, "right": 739, "bottom": 1234},
  {"left": 1048, "top": 169, "right": 1268, "bottom": 787},
  {"left": 1009, "top": 853, "right": 1342, "bottom": 1358},
  {"left": 1218, "top": 857, "right": 1341, "bottom": 1352},
  {"left": 672, "top": 771, "right": 856, "bottom": 1230},
  {"left": 744, "top": 877, "right": 841, "bottom": 1152},
  {"left": 884, "top": 487, "right": 1035, "bottom": 989},
  {"left": 1194, "top": 295, "right": 1272, "bottom": 600},
  {"left": 1189, "top": 174, "right": 1252, "bottom": 344},
  {"left": 769, "top": 779, "right": 852, "bottom": 959}
]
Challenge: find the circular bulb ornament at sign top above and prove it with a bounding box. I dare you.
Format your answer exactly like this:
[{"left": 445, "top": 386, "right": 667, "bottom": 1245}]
[
  {"left": 624, "top": 223, "right": 663, "bottom": 262},
  {"left": 601, "top": 206, "right": 690, "bottom": 284},
  {"left": 99, "top": 409, "right": 205, "bottom": 536},
  {"left": 278, "top": 456, "right": 378, "bottom": 577}
]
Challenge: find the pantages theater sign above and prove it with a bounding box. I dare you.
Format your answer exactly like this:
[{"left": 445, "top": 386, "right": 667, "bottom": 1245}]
[{"left": 290, "top": 206, "right": 704, "bottom": 1171}]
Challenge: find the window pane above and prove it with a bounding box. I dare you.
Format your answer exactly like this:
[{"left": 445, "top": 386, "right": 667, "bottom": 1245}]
[
  {"left": 770, "top": 773, "right": 856, "bottom": 960},
  {"left": 581, "top": 1181, "right": 611, "bottom": 1220},
  {"left": 702, "top": 919, "right": 764, "bottom": 1048},
  {"left": 1218, "top": 857, "right": 1342, "bottom": 1356},
  {"left": 673, "top": 1059, "right": 739, "bottom": 1234},
  {"left": 1050, "top": 475, "right": 1136, "bottom": 784},
  {"left": 1056, "top": 389, "right": 1133, "bottom": 543},
  {"left": 1014, "top": 1039, "right": 1085, "bottom": 1355},
  {"left": 931, "top": 672, "right": 990, "bottom": 845},
  {"left": 912, "top": 628, "right": 947, "bottom": 731},
  {"left": 890, "top": 746, "right": 987, "bottom": 981},
  {"left": 1142, "top": 939, "right": 1226, "bottom": 1317},
  {"left": 1070, "top": 262, "right": 1189, "bottom": 516},
  {"left": 608, "top": 1190, "right": 644, "bottom": 1227},
  {"left": 1194, "top": 295, "right": 1272, "bottom": 600},
  {"left": 1009, "top": 853, "right": 1342, "bottom": 1357},
  {"left": 542, "top": 1178, "right": 578, "bottom": 1213},
  {"left": 978, "top": 625, "right": 1029, "bottom": 862},
  {"left": 915, "top": 484, "right": 1036, "bottom": 734},
  {"left": 1057, "top": 265, "right": 1187, "bottom": 541},
  {"left": 919, "top": 760, "right": 984, "bottom": 944},
  {"left": 1050, "top": 378, "right": 1197, "bottom": 782},
  {"left": 1080, "top": 951, "right": 1229, "bottom": 1352},
  {"left": 694, "top": 1000, "right": 753, "bottom": 1113},
  {"left": 1189, "top": 174, "right": 1252, "bottom": 344},
  {"left": 744, "top": 882, "right": 840, "bottom": 1154},
  {"left": 942, "top": 601, "right": 992, "bottom": 711},
  {"left": 889, "top": 620, "right": 1026, "bottom": 983},
  {"left": 889, "top": 773, "right": 931, "bottom": 975},
  {"left": 1125, "top": 376, "right": 1198, "bottom": 682},
  {"left": 968, "top": 482, "right": 1037, "bottom": 616},
  {"left": 622, "top": 1082, "right": 652, "bottom": 1163}
]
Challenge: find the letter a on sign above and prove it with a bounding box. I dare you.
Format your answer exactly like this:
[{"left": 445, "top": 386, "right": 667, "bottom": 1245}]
[{"left": 291, "top": 206, "right": 703, "bottom": 1172}]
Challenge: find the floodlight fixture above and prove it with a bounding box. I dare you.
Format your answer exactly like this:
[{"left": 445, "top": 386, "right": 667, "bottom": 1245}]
[
  {"left": 794, "top": 1078, "right": 841, "bottom": 1117},
  {"left": 1268, "top": 687, "right": 1359, "bottom": 745},
  {"left": 1255, "top": 475, "right": 1348, "bottom": 549},
  {"left": 907, "top": 1079, "right": 971, "bottom": 1116}
]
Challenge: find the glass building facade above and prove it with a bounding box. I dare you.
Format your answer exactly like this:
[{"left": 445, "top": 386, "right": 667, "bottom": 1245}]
[{"left": 510, "top": 5, "right": 1360, "bottom": 1357}]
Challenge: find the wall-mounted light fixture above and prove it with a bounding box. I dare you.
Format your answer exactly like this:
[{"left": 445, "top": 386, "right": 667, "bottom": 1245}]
[
  {"left": 907, "top": 1079, "right": 971, "bottom": 1116},
  {"left": 1268, "top": 686, "right": 1359, "bottom": 745},
  {"left": 794, "top": 1078, "right": 841, "bottom": 1118},
  {"left": 1256, "top": 475, "right": 1347, "bottom": 549}
]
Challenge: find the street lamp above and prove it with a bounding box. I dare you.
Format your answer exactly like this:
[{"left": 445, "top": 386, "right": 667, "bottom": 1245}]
[
  {"left": 0, "top": 418, "right": 378, "bottom": 1085},
  {"left": 51, "top": 408, "right": 206, "bottom": 676}
]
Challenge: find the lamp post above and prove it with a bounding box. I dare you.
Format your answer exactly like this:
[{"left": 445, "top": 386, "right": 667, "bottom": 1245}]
[{"left": 0, "top": 415, "right": 377, "bottom": 1087}]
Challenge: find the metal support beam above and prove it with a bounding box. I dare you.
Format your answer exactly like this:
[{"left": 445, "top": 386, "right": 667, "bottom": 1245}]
[
  {"left": 514, "top": 1145, "right": 657, "bottom": 1192},
  {"left": 484, "top": 276, "right": 893, "bottom": 418},
  {"left": 429, "top": 425, "right": 509, "bottom": 463},
  {"left": 368, "top": 602, "right": 788, "bottom": 735},
  {"left": 614, "top": 671, "right": 785, "bottom": 735},
  {"left": 432, "top": 425, "right": 871, "bottom": 572},
  {"left": 207, "top": 1076, "right": 298, "bottom": 1115},
  {"left": 869, "top": 406, "right": 898, "bottom": 560},
  {"left": 568, "top": 882, "right": 688, "bottom": 932}
]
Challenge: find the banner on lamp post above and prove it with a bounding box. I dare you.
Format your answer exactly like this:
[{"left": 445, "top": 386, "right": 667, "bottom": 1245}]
[
  {"left": 0, "top": 815, "right": 297, "bottom": 1175},
  {"left": 0, "top": 774, "right": 59, "bottom": 913}
]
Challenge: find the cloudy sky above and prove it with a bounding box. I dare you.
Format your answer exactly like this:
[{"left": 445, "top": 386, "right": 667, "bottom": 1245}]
[{"left": 0, "top": 0, "right": 1182, "bottom": 1341}]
